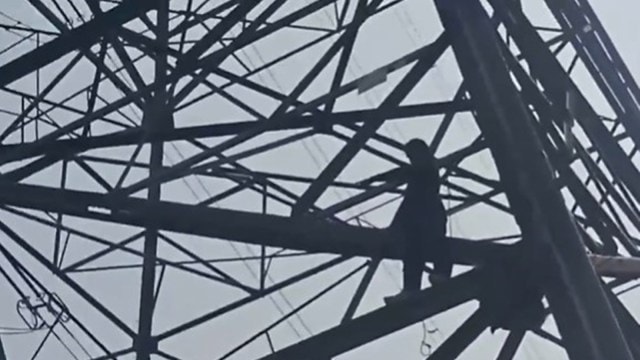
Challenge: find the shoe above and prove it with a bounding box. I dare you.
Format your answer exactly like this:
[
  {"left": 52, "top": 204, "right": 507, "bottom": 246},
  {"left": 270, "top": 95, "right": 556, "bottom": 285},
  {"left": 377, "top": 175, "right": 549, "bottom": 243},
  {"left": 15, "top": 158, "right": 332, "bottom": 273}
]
[{"left": 384, "top": 291, "right": 413, "bottom": 305}]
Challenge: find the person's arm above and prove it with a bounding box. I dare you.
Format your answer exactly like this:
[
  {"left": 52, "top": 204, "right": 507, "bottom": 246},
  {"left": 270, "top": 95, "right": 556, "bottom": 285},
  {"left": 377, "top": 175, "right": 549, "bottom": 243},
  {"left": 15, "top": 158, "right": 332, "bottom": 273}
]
[
  {"left": 428, "top": 160, "right": 442, "bottom": 187},
  {"left": 357, "top": 166, "right": 407, "bottom": 186}
]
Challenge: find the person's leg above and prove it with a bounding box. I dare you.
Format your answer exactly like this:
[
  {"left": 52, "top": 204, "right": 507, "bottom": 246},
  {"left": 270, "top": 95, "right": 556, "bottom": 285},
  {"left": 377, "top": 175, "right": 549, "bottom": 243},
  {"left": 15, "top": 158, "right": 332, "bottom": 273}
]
[
  {"left": 433, "top": 241, "right": 453, "bottom": 278},
  {"left": 402, "top": 221, "right": 426, "bottom": 291},
  {"left": 429, "top": 215, "right": 452, "bottom": 283},
  {"left": 385, "top": 227, "right": 422, "bottom": 304},
  {"left": 403, "top": 255, "right": 422, "bottom": 292}
]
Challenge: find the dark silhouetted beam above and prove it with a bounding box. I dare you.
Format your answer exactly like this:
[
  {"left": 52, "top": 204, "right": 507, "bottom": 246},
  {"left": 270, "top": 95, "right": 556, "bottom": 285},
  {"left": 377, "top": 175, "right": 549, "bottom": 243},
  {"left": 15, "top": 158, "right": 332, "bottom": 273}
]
[
  {"left": 259, "top": 270, "right": 484, "bottom": 360},
  {"left": 427, "top": 309, "right": 489, "bottom": 360},
  {"left": 0, "top": 101, "right": 470, "bottom": 163},
  {"left": 603, "top": 286, "right": 640, "bottom": 359},
  {"left": 291, "top": 33, "right": 449, "bottom": 215},
  {"left": 441, "top": 1, "right": 632, "bottom": 359},
  {"left": 543, "top": 0, "right": 640, "bottom": 150},
  {"left": 0, "top": 0, "right": 157, "bottom": 87},
  {"left": 0, "top": 183, "right": 511, "bottom": 264},
  {"left": 494, "top": 0, "right": 640, "bottom": 206},
  {"left": 496, "top": 330, "right": 525, "bottom": 360}
]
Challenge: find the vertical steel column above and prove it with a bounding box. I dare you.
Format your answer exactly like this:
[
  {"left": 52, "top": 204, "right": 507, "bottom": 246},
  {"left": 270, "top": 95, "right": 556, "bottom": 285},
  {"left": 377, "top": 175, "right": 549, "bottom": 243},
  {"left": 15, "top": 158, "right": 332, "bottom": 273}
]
[
  {"left": 136, "top": 2, "right": 170, "bottom": 359},
  {"left": 434, "top": 0, "right": 632, "bottom": 359},
  {"left": 488, "top": 3, "right": 637, "bottom": 359}
]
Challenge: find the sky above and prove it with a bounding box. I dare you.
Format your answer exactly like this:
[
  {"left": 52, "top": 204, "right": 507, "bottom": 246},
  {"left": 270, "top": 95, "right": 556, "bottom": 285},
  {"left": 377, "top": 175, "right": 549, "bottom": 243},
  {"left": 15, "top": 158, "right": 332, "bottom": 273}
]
[{"left": 0, "top": 0, "right": 639, "bottom": 359}]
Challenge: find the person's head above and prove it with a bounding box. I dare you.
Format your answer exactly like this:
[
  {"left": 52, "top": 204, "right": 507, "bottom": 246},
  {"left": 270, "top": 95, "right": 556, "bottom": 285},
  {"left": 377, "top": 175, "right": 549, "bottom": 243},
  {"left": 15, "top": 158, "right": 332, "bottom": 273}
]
[{"left": 404, "top": 138, "right": 433, "bottom": 163}]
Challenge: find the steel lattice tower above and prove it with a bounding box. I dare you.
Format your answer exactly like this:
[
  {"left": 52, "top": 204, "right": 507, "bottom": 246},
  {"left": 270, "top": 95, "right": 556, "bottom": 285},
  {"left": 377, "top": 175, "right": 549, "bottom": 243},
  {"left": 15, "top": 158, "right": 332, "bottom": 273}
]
[{"left": 1, "top": 0, "right": 640, "bottom": 359}]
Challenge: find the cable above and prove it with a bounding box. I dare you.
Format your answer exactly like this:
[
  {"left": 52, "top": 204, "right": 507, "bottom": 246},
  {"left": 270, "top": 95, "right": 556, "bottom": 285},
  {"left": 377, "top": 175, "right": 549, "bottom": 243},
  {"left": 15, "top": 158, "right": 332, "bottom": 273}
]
[{"left": 420, "top": 320, "right": 440, "bottom": 357}]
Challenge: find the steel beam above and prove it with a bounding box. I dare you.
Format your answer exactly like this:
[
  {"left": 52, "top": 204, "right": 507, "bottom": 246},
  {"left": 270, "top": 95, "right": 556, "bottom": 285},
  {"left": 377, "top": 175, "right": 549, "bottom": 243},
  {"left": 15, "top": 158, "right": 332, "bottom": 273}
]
[
  {"left": 156, "top": 255, "right": 349, "bottom": 341},
  {"left": 0, "top": 221, "right": 136, "bottom": 339},
  {"left": 496, "top": 331, "right": 525, "bottom": 360},
  {"left": 170, "top": 0, "right": 342, "bottom": 107},
  {"left": 603, "top": 286, "right": 640, "bottom": 359},
  {"left": 427, "top": 309, "right": 489, "bottom": 360},
  {"left": 499, "top": 33, "right": 638, "bottom": 254},
  {"left": 0, "top": 0, "right": 337, "bottom": 168},
  {"left": 590, "top": 255, "right": 640, "bottom": 278},
  {"left": 291, "top": 33, "right": 450, "bottom": 215},
  {"left": 494, "top": 0, "right": 640, "bottom": 206},
  {"left": 258, "top": 270, "right": 484, "bottom": 360},
  {"left": 256, "top": 0, "right": 383, "bottom": 121},
  {"left": 571, "top": 0, "right": 640, "bottom": 106},
  {"left": 0, "top": 0, "right": 157, "bottom": 88},
  {"left": 175, "top": 0, "right": 262, "bottom": 73},
  {"left": 135, "top": 1, "right": 169, "bottom": 358},
  {"left": 437, "top": 0, "right": 631, "bottom": 359},
  {"left": 0, "top": 183, "right": 511, "bottom": 264},
  {"left": 341, "top": 260, "right": 380, "bottom": 323},
  {"left": 0, "top": 101, "right": 469, "bottom": 163},
  {"left": 543, "top": 0, "right": 640, "bottom": 151}
]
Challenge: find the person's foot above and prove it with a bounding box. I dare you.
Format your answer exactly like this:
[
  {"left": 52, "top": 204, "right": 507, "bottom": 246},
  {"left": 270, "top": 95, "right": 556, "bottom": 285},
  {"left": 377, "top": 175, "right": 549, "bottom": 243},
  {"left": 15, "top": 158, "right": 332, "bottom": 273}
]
[
  {"left": 384, "top": 291, "right": 413, "bottom": 305},
  {"left": 428, "top": 273, "right": 449, "bottom": 285}
]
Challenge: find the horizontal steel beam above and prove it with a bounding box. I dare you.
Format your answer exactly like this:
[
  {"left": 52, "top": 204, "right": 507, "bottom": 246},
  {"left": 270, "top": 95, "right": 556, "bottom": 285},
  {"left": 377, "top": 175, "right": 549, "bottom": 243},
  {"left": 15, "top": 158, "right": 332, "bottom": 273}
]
[
  {"left": 589, "top": 255, "right": 640, "bottom": 278},
  {"left": 0, "top": 183, "right": 510, "bottom": 263},
  {"left": 0, "top": 101, "right": 470, "bottom": 163},
  {"left": 0, "top": 0, "right": 157, "bottom": 88},
  {"left": 260, "top": 269, "right": 484, "bottom": 360}
]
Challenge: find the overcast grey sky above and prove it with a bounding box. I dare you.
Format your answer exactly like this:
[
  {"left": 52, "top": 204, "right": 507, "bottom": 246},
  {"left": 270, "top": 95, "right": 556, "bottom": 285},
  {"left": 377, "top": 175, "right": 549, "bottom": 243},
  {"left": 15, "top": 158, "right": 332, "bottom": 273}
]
[{"left": 0, "top": 0, "right": 639, "bottom": 359}]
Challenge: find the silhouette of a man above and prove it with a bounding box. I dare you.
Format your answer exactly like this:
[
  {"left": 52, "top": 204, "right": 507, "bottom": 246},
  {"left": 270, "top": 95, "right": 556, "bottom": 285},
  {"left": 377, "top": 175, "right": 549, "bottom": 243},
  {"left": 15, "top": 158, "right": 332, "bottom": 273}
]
[{"left": 359, "top": 139, "right": 451, "bottom": 301}]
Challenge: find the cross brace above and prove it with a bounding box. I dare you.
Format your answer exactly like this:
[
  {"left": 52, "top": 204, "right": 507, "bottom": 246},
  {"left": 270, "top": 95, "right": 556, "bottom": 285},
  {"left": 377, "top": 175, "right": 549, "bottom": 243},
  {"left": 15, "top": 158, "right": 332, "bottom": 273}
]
[
  {"left": 0, "top": 0, "right": 158, "bottom": 88},
  {"left": 260, "top": 270, "right": 484, "bottom": 360},
  {"left": 0, "top": 101, "right": 469, "bottom": 163}
]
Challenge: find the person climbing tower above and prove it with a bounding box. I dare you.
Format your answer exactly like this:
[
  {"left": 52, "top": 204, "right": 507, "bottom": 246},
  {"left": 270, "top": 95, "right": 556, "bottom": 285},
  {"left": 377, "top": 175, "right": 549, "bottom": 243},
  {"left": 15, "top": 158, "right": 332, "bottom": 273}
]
[{"left": 358, "top": 138, "right": 452, "bottom": 303}]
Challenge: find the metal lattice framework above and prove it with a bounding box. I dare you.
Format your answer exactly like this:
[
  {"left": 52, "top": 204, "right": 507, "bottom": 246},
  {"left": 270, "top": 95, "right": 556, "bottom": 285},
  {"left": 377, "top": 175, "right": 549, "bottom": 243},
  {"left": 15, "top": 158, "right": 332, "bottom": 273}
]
[{"left": 1, "top": 0, "right": 640, "bottom": 359}]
